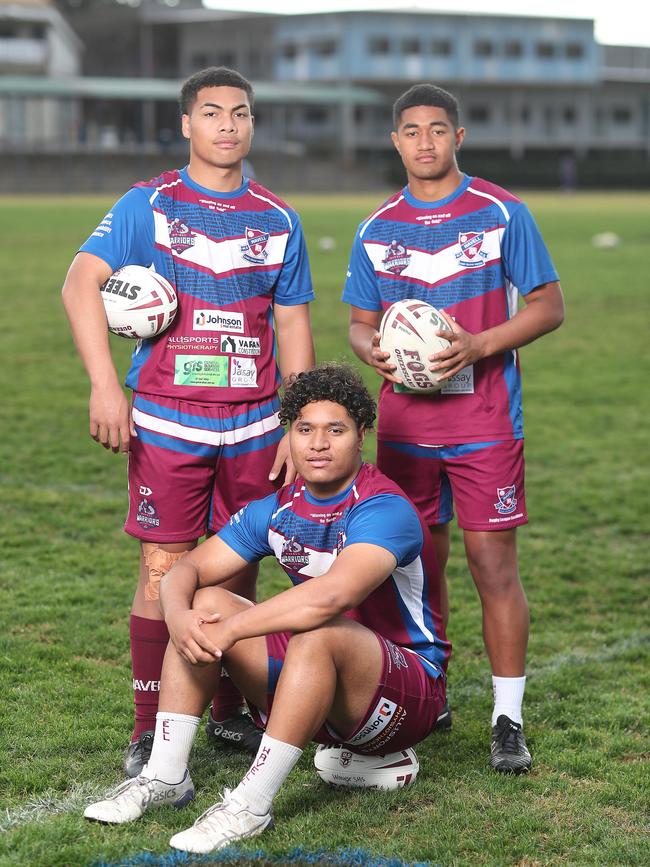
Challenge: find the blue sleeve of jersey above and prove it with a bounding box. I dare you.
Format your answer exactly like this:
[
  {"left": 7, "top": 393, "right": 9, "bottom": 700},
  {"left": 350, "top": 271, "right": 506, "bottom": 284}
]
[
  {"left": 345, "top": 494, "right": 423, "bottom": 565},
  {"left": 273, "top": 216, "right": 315, "bottom": 305},
  {"left": 341, "top": 229, "right": 382, "bottom": 311},
  {"left": 217, "top": 495, "right": 276, "bottom": 562},
  {"left": 78, "top": 187, "right": 155, "bottom": 272},
  {"left": 501, "top": 203, "right": 560, "bottom": 296}
]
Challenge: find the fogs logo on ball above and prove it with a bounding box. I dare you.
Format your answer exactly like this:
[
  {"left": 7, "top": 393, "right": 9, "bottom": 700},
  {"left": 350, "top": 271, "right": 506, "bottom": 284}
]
[
  {"left": 241, "top": 227, "right": 270, "bottom": 264},
  {"left": 168, "top": 219, "right": 196, "bottom": 254},
  {"left": 382, "top": 239, "right": 411, "bottom": 275}
]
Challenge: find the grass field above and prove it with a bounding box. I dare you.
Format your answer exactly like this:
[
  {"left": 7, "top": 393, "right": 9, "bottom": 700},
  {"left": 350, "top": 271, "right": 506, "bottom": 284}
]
[{"left": 0, "top": 191, "right": 648, "bottom": 867}]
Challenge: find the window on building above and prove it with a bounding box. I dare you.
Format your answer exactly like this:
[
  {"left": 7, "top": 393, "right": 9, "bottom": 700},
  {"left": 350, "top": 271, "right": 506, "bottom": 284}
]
[
  {"left": 520, "top": 106, "right": 530, "bottom": 124},
  {"left": 431, "top": 39, "right": 452, "bottom": 56},
  {"left": 304, "top": 107, "right": 329, "bottom": 124},
  {"left": 474, "top": 40, "right": 494, "bottom": 57},
  {"left": 468, "top": 106, "right": 490, "bottom": 123},
  {"left": 537, "top": 42, "right": 555, "bottom": 58},
  {"left": 401, "top": 38, "right": 420, "bottom": 55},
  {"left": 563, "top": 107, "right": 576, "bottom": 124},
  {"left": 313, "top": 40, "right": 337, "bottom": 57},
  {"left": 368, "top": 37, "right": 390, "bottom": 55},
  {"left": 612, "top": 106, "right": 632, "bottom": 123},
  {"left": 503, "top": 41, "right": 523, "bottom": 58},
  {"left": 566, "top": 43, "right": 584, "bottom": 59},
  {"left": 192, "top": 53, "right": 209, "bottom": 69},
  {"left": 280, "top": 43, "right": 297, "bottom": 60},
  {"left": 216, "top": 52, "right": 235, "bottom": 68}
]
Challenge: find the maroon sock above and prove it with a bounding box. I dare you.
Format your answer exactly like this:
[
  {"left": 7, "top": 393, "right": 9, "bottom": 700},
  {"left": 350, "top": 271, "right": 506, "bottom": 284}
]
[
  {"left": 130, "top": 614, "right": 169, "bottom": 741},
  {"left": 210, "top": 670, "right": 244, "bottom": 722}
]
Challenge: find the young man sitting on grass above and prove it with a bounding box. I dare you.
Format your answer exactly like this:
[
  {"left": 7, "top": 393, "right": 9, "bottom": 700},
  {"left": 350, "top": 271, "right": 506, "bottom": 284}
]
[{"left": 84, "top": 365, "right": 451, "bottom": 855}]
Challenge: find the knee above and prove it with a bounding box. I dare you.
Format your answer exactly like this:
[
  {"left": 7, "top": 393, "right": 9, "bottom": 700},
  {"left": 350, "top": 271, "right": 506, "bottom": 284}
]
[
  {"left": 285, "top": 618, "right": 349, "bottom": 658},
  {"left": 192, "top": 585, "right": 253, "bottom": 615},
  {"left": 142, "top": 543, "right": 190, "bottom": 602}
]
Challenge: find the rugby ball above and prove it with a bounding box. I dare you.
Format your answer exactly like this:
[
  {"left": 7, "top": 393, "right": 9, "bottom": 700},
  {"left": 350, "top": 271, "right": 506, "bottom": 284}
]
[
  {"left": 379, "top": 299, "right": 452, "bottom": 392},
  {"left": 101, "top": 265, "right": 177, "bottom": 339},
  {"left": 314, "top": 744, "right": 419, "bottom": 790}
]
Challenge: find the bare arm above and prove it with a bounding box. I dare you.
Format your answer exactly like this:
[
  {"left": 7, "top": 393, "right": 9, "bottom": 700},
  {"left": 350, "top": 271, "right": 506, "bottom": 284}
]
[
  {"left": 269, "top": 302, "right": 316, "bottom": 482},
  {"left": 159, "top": 533, "right": 253, "bottom": 663},
  {"left": 348, "top": 306, "right": 401, "bottom": 384},
  {"left": 203, "top": 543, "right": 397, "bottom": 657},
  {"left": 431, "top": 281, "right": 565, "bottom": 380},
  {"left": 61, "top": 252, "right": 133, "bottom": 453}
]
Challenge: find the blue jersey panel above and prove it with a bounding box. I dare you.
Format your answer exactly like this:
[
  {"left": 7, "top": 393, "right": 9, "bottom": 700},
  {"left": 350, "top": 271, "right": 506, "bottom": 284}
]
[
  {"left": 79, "top": 188, "right": 155, "bottom": 271},
  {"left": 345, "top": 495, "right": 423, "bottom": 565},
  {"left": 219, "top": 495, "right": 277, "bottom": 561},
  {"left": 501, "top": 204, "right": 560, "bottom": 295}
]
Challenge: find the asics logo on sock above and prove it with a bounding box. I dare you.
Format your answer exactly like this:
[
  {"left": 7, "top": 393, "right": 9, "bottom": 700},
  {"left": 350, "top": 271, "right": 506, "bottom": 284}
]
[{"left": 132, "top": 679, "right": 160, "bottom": 692}]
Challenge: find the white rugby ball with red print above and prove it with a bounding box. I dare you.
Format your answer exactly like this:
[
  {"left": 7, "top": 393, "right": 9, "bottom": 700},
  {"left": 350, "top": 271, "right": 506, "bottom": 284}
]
[
  {"left": 101, "top": 265, "right": 177, "bottom": 339},
  {"left": 379, "top": 298, "right": 452, "bottom": 392},
  {"left": 314, "top": 744, "right": 419, "bottom": 790}
]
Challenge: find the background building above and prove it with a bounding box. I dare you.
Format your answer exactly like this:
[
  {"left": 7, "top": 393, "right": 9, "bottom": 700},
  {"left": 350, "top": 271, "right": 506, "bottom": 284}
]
[{"left": 1, "top": 0, "right": 649, "bottom": 191}]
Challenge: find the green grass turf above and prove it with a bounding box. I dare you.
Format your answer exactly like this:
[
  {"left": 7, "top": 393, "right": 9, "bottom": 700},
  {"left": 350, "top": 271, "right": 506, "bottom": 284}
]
[{"left": 0, "top": 191, "right": 648, "bottom": 866}]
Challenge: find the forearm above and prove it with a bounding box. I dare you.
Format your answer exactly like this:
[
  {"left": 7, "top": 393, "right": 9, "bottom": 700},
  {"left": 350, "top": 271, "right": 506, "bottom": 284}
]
[
  {"left": 61, "top": 258, "right": 118, "bottom": 388},
  {"left": 349, "top": 320, "right": 377, "bottom": 366},
  {"left": 224, "top": 577, "right": 348, "bottom": 645},
  {"left": 159, "top": 561, "right": 202, "bottom": 619},
  {"left": 479, "top": 295, "right": 564, "bottom": 358},
  {"left": 275, "top": 305, "right": 315, "bottom": 385}
]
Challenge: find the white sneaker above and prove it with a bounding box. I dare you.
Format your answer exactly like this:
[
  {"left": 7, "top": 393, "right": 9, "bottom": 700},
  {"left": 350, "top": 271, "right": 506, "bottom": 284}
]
[
  {"left": 169, "top": 788, "right": 273, "bottom": 854},
  {"left": 83, "top": 771, "right": 194, "bottom": 824}
]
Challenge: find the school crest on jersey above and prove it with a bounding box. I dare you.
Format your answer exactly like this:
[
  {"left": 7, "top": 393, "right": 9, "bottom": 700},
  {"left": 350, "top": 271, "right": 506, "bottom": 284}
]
[
  {"left": 168, "top": 219, "right": 196, "bottom": 254},
  {"left": 382, "top": 239, "right": 411, "bottom": 275},
  {"left": 241, "top": 227, "right": 270, "bottom": 264},
  {"left": 455, "top": 231, "right": 489, "bottom": 267},
  {"left": 494, "top": 485, "right": 517, "bottom": 515},
  {"left": 280, "top": 536, "right": 310, "bottom": 569}
]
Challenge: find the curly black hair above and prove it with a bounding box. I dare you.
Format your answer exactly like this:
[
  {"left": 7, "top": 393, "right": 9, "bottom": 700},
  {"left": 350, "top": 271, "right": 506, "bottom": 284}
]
[{"left": 279, "top": 364, "right": 376, "bottom": 430}]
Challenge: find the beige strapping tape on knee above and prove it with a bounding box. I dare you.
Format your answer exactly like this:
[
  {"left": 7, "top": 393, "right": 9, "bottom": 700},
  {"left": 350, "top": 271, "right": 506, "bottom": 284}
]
[{"left": 142, "top": 544, "right": 187, "bottom": 601}]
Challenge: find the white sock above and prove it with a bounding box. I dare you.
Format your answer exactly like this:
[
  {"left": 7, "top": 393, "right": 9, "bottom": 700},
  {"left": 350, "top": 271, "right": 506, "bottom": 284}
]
[
  {"left": 141, "top": 711, "right": 200, "bottom": 783},
  {"left": 492, "top": 675, "right": 526, "bottom": 726},
  {"left": 231, "top": 734, "right": 302, "bottom": 815}
]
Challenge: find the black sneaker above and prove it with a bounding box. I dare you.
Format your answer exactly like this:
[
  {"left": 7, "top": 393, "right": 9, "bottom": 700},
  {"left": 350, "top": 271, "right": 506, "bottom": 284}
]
[
  {"left": 434, "top": 699, "right": 452, "bottom": 731},
  {"left": 205, "top": 710, "right": 263, "bottom": 755},
  {"left": 490, "top": 715, "right": 532, "bottom": 774},
  {"left": 124, "top": 730, "right": 154, "bottom": 778}
]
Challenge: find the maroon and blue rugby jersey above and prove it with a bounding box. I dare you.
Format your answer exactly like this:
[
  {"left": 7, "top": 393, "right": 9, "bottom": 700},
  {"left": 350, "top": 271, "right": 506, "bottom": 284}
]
[
  {"left": 219, "top": 462, "right": 451, "bottom": 679},
  {"left": 80, "top": 169, "right": 314, "bottom": 404},
  {"left": 342, "top": 176, "right": 559, "bottom": 444}
]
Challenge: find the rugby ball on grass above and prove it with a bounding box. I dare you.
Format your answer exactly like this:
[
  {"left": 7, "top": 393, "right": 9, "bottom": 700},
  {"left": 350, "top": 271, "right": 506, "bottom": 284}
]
[
  {"left": 314, "top": 744, "right": 419, "bottom": 790},
  {"left": 101, "top": 265, "right": 177, "bottom": 339},
  {"left": 379, "top": 299, "right": 452, "bottom": 392}
]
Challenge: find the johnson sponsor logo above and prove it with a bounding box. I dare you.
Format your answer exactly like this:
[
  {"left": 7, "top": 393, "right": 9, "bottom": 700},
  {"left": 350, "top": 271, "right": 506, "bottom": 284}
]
[
  {"left": 194, "top": 310, "right": 245, "bottom": 333},
  {"left": 349, "top": 698, "right": 398, "bottom": 746}
]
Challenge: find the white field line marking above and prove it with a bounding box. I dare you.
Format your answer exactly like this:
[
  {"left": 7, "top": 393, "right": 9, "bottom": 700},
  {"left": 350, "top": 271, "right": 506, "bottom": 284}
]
[{"left": 1, "top": 632, "right": 647, "bottom": 832}]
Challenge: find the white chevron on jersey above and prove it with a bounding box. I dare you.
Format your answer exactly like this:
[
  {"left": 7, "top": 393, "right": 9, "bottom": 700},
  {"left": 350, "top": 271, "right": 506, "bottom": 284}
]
[
  {"left": 132, "top": 406, "right": 281, "bottom": 446},
  {"left": 363, "top": 226, "right": 504, "bottom": 284},
  {"left": 152, "top": 210, "right": 290, "bottom": 276}
]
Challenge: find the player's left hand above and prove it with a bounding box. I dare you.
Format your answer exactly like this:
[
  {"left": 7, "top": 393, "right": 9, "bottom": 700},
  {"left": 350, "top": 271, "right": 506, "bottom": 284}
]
[
  {"left": 428, "top": 311, "right": 488, "bottom": 380},
  {"left": 269, "top": 431, "right": 295, "bottom": 484}
]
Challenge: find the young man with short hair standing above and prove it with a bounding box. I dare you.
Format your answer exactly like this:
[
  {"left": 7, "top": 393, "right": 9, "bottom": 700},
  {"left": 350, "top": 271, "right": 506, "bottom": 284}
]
[
  {"left": 343, "top": 84, "right": 564, "bottom": 773},
  {"left": 62, "top": 67, "right": 315, "bottom": 775}
]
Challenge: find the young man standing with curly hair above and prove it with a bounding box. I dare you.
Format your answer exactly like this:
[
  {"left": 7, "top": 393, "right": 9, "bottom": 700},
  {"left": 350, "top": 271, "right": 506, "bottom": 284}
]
[{"left": 83, "top": 365, "right": 450, "bottom": 855}]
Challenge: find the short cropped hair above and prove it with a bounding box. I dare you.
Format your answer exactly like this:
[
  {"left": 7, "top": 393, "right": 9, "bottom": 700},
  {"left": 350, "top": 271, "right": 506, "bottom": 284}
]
[
  {"left": 279, "top": 364, "right": 376, "bottom": 431},
  {"left": 393, "top": 84, "right": 459, "bottom": 130},
  {"left": 179, "top": 67, "right": 254, "bottom": 115}
]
